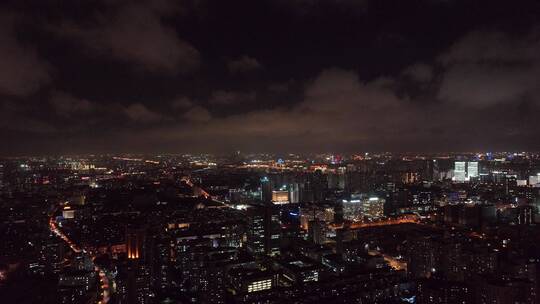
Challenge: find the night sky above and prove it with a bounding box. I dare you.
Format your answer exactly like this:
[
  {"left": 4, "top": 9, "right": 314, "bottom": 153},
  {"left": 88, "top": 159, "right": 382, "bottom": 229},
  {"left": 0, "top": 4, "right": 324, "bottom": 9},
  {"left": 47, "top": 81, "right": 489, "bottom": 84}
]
[{"left": 1, "top": 0, "right": 540, "bottom": 155}]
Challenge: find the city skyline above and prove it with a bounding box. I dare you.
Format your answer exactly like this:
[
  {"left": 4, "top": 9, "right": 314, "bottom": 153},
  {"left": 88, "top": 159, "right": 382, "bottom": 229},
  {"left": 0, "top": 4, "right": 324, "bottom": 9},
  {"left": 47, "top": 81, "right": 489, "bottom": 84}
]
[
  {"left": 3, "top": 152, "right": 540, "bottom": 303},
  {"left": 1, "top": 0, "right": 540, "bottom": 154}
]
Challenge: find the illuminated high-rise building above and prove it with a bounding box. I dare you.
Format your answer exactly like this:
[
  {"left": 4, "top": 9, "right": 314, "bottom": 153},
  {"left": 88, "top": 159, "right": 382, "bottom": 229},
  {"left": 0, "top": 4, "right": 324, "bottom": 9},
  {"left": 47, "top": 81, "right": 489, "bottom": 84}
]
[
  {"left": 342, "top": 194, "right": 385, "bottom": 221},
  {"left": 246, "top": 207, "right": 265, "bottom": 254},
  {"left": 260, "top": 176, "right": 273, "bottom": 203},
  {"left": 454, "top": 162, "right": 467, "bottom": 182},
  {"left": 246, "top": 205, "right": 281, "bottom": 256},
  {"left": 289, "top": 183, "right": 300, "bottom": 204},
  {"left": 529, "top": 174, "right": 540, "bottom": 187},
  {"left": 467, "top": 162, "right": 479, "bottom": 179},
  {"left": 454, "top": 161, "right": 479, "bottom": 182},
  {"left": 271, "top": 190, "right": 289, "bottom": 205},
  {"left": 518, "top": 205, "right": 534, "bottom": 225},
  {"left": 361, "top": 196, "right": 385, "bottom": 220}
]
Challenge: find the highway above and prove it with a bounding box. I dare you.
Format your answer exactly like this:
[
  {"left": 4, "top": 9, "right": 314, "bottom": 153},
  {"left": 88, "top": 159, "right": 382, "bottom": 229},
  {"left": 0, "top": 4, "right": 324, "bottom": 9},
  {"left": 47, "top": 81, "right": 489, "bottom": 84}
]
[
  {"left": 349, "top": 216, "right": 419, "bottom": 229},
  {"left": 97, "top": 268, "right": 111, "bottom": 304},
  {"left": 49, "top": 205, "right": 111, "bottom": 304},
  {"left": 181, "top": 176, "right": 230, "bottom": 208},
  {"left": 368, "top": 249, "right": 407, "bottom": 271},
  {"left": 328, "top": 215, "right": 420, "bottom": 230},
  {"left": 181, "top": 176, "right": 211, "bottom": 199}
]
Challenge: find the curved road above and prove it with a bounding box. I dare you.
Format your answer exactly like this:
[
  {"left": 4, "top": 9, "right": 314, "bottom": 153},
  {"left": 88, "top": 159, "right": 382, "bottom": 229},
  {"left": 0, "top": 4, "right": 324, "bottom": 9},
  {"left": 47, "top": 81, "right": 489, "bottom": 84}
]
[{"left": 49, "top": 205, "right": 111, "bottom": 304}]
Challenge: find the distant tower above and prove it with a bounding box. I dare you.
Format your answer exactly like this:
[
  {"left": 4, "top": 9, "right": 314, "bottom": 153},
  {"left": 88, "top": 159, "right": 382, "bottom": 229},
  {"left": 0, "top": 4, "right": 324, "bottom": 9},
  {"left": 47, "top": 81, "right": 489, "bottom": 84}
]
[
  {"left": 518, "top": 206, "right": 534, "bottom": 225},
  {"left": 289, "top": 183, "right": 300, "bottom": 204},
  {"left": 425, "top": 159, "right": 439, "bottom": 181},
  {"left": 260, "top": 176, "right": 273, "bottom": 203},
  {"left": 308, "top": 219, "right": 326, "bottom": 245},
  {"left": 454, "top": 161, "right": 467, "bottom": 182},
  {"left": 467, "top": 162, "right": 479, "bottom": 180}
]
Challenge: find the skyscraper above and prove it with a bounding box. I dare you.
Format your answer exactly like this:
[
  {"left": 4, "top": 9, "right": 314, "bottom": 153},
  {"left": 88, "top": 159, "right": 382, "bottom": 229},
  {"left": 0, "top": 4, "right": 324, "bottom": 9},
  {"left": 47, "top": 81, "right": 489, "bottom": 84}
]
[
  {"left": 454, "top": 162, "right": 467, "bottom": 182},
  {"left": 289, "top": 183, "right": 300, "bottom": 204},
  {"left": 308, "top": 219, "right": 326, "bottom": 245},
  {"left": 246, "top": 205, "right": 281, "bottom": 256},
  {"left": 454, "top": 161, "right": 479, "bottom": 182},
  {"left": 260, "top": 176, "right": 273, "bottom": 203},
  {"left": 246, "top": 207, "right": 266, "bottom": 254},
  {"left": 425, "top": 159, "right": 440, "bottom": 181},
  {"left": 342, "top": 194, "right": 385, "bottom": 221},
  {"left": 467, "top": 162, "right": 478, "bottom": 179}
]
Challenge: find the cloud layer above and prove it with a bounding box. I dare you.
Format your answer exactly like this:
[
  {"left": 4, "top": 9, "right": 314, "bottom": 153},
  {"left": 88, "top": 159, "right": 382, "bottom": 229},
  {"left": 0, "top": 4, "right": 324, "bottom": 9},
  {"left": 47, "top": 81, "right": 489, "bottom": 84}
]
[
  {"left": 1, "top": 0, "right": 540, "bottom": 154},
  {"left": 0, "top": 16, "right": 51, "bottom": 97},
  {"left": 55, "top": 1, "right": 200, "bottom": 73}
]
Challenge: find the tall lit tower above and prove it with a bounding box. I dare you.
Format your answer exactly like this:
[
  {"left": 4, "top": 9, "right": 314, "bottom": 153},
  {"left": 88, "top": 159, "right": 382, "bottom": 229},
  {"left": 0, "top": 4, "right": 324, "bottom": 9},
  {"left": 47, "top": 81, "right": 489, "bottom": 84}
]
[
  {"left": 467, "top": 162, "right": 479, "bottom": 179},
  {"left": 246, "top": 205, "right": 281, "bottom": 256},
  {"left": 260, "top": 176, "right": 273, "bottom": 203},
  {"left": 454, "top": 161, "right": 467, "bottom": 182}
]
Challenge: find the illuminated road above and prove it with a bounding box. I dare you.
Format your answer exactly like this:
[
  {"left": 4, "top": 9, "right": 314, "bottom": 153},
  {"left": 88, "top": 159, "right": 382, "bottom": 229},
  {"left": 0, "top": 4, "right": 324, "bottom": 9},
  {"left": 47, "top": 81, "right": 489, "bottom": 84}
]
[
  {"left": 49, "top": 205, "right": 111, "bottom": 304},
  {"left": 49, "top": 216, "right": 82, "bottom": 253},
  {"left": 329, "top": 215, "right": 419, "bottom": 230},
  {"left": 368, "top": 249, "right": 407, "bottom": 271},
  {"left": 181, "top": 176, "right": 230, "bottom": 208},
  {"left": 181, "top": 176, "right": 211, "bottom": 199},
  {"left": 349, "top": 216, "right": 419, "bottom": 229},
  {"left": 97, "top": 268, "right": 111, "bottom": 304}
]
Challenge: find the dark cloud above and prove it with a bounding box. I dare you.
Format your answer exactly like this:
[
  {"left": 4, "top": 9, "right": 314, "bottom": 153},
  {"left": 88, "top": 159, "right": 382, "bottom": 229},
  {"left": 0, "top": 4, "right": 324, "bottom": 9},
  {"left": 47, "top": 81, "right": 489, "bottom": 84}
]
[
  {"left": 279, "top": 0, "right": 368, "bottom": 15},
  {"left": 438, "top": 29, "right": 540, "bottom": 107},
  {"left": 121, "top": 68, "right": 408, "bottom": 151},
  {"left": 171, "top": 97, "right": 194, "bottom": 109},
  {"left": 111, "top": 58, "right": 540, "bottom": 152},
  {"left": 54, "top": 1, "right": 200, "bottom": 73},
  {"left": 0, "top": 101, "right": 57, "bottom": 134},
  {"left": 0, "top": 15, "right": 51, "bottom": 97},
  {"left": 227, "top": 56, "right": 263, "bottom": 74},
  {"left": 402, "top": 63, "right": 434, "bottom": 83},
  {"left": 124, "top": 103, "right": 165, "bottom": 123},
  {"left": 183, "top": 106, "right": 212, "bottom": 123},
  {"left": 439, "top": 31, "right": 540, "bottom": 65},
  {"left": 208, "top": 90, "right": 256, "bottom": 105},
  {"left": 267, "top": 83, "right": 290, "bottom": 93},
  {"left": 438, "top": 64, "right": 539, "bottom": 107},
  {"left": 50, "top": 91, "right": 96, "bottom": 117}
]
